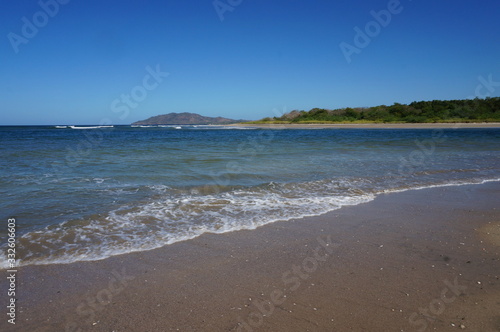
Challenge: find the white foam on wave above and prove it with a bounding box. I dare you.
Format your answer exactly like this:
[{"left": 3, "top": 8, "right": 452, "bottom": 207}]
[
  {"left": 2, "top": 177, "right": 499, "bottom": 269},
  {"left": 69, "top": 125, "right": 114, "bottom": 129},
  {"left": 381, "top": 177, "right": 500, "bottom": 194},
  {"left": 188, "top": 125, "right": 257, "bottom": 130},
  {"left": 1, "top": 179, "right": 374, "bottom": 268}
]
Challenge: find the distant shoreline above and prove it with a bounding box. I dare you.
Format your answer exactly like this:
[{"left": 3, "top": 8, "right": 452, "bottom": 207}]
[{"left": 229, "top": 122, "right": 500, "bottom": 129}]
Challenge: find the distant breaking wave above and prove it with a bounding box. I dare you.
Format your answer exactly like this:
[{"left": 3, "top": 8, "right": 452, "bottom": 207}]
[{"left": 69, "top": 125, "right": 114, "bottom": 129}]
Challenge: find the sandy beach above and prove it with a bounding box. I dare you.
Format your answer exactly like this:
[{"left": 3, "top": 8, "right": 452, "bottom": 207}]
[
  {"left": 230, "top": 123, "right": 500, "bottom": 129},
  {"left": 3, "top": 0, "right": 499, "bottom": 331},
  {"left": 2, "top": 182, "right": 499, "bottom": 332}
]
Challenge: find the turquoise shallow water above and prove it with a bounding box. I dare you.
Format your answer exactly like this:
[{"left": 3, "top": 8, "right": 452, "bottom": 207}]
[{"left": 1, "top": 125, "right": 499, "bottom": 267}]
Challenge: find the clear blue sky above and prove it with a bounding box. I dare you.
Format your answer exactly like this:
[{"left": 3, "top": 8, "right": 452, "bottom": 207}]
[{"left": 1, "top": 0, "right": 499, "bottom": 125}]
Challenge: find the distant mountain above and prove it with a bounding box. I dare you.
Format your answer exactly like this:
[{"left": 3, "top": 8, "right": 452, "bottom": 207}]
[{"left": 132, "top": 112, "right": 244, "bottom": 125}]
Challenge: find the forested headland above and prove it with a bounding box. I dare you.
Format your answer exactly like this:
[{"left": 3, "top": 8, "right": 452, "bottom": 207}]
[{"left": 250, "top": 97, "right": 500, "bottom": 124}]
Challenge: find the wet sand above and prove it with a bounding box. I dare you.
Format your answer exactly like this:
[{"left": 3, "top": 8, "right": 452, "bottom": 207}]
[
  {"left": 230, "top": 122, "right": 500, "bottom": 129},
  {"left": 1, "top": 183, "right": 499, "bottom": 332}
]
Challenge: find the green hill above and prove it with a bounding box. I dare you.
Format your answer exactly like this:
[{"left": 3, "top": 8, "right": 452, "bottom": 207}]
[{"left": 250, "top": 97, "right": 500, "bottom": 124}]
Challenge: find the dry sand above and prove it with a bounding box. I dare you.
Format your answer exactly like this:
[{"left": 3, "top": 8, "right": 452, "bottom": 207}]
[
  {"left": 1, "top": 183, "right": 499, "bottom": 332},
  {"left": 229, "top": 123, "right": 500, "bottom": 129}
]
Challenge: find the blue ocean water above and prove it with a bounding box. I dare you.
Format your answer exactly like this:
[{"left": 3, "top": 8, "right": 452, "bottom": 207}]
[{"left": 1, "top": 125, "right": 499, "bottom": 268}]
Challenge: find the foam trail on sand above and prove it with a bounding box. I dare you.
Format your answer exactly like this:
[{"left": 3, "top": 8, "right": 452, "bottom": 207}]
[{"left": 2, "top": 177, "right": 499, "bottom": 269}]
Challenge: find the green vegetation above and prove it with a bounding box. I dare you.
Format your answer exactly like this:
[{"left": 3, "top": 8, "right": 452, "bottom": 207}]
[{"left": 248, "top": 97, "right": 500, "bottom": 124}]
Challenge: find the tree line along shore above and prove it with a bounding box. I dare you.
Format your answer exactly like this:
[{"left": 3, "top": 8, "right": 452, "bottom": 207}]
[{"left": 250, "top": 97, "right": 500, "bottom": 124}]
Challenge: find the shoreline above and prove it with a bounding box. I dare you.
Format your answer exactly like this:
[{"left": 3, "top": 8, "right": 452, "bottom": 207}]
[
  {"left": 229, "top": 122, "right": 500, "bottom": 129},
  {"left": 5, "top": 180, "right": 499, "bottom": 270},
  {"left": 2, "top": 182, "right": 499, "bottom": 331}
]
